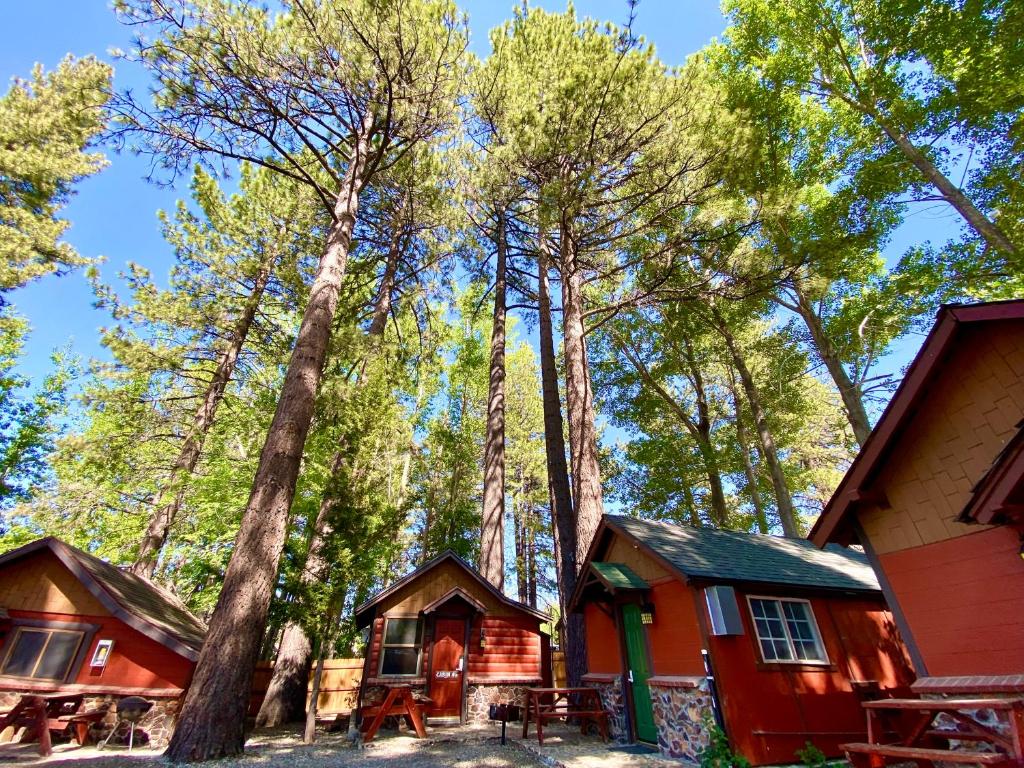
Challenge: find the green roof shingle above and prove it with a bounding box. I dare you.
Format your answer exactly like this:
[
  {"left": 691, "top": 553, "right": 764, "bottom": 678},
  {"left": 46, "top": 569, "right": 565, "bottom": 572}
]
[{"left": 606, "top": 515, "right": 879, "bottom": 593}]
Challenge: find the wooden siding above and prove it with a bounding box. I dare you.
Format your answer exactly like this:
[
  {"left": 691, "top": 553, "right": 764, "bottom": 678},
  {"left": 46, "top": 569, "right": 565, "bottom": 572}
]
[
  {"left": 880, "top": 525, "right": 1024, "bottom": 676},
  {"left": 605, "top": 536, "right": 673, "bottom": 583},
  {"left": 0, "top": 550, "right": 108, "bottom": 617},
  {"left": 645, "top": 579, "right": 704, "bottom": 676},
  {"left": 375, "top": 560, "right": 519, "bottom": 618},
  {"left": 1, "top": 609, "right": 192, "bottom": 692},
  {"left": 467, "top": 615, "right": 542, "bottom": 681},
  {"left": 708, "top": 589, "right": 914, "bottom": 766},
  {"left": 584, "top": 602, "right": 621, "bottom": 674},
  {"left": 859, "top": 322, "right": 1024, "bottom": 555}
]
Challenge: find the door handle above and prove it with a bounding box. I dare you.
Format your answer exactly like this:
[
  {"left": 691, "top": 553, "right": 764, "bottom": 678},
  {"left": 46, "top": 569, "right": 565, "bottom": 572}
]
[
  {"left": 457, "top": 656, "right": 463, "bottom": 671},
  {"left": 627, "top": 669, "right": 634, "bottom": 683}
]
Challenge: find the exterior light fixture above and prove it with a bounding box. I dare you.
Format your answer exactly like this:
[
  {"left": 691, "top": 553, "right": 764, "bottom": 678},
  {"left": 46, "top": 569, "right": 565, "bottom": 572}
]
[
  {"left": 479, "top": 627, "right": 487, "bottom": 648},
  {"left": 91, "top": 639, "right": 114, "bottom": 668},
  {"left": 640, "top": 604, "right": 655, "bottom": 625}
]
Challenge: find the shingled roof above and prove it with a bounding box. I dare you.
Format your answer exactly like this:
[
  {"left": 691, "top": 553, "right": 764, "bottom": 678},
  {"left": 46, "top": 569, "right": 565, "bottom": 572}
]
[
  {"left": 604, "top": 515, "right": 880, "bottom": 593},
  {"left": 0, "top": 537, "right": 206, "bottom": 660}
]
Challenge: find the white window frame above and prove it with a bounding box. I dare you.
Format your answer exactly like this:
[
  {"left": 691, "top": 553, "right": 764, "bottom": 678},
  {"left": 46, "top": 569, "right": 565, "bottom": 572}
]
[
  {"left": 378, "top": 616, "right": 423, "bottom": 678},
  {"left": 746, "top": 595, "right": 829, "bottom": 665}
]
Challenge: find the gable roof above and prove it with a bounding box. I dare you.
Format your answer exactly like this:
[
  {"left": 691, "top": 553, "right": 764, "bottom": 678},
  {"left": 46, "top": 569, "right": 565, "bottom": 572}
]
[
  {"left": 0, "top": 537, "right": 206, "bottom": 660},
  {"left": 810, "top": 300, "right": 1024, "bottom": 547},
  {"left": 353, "top": 550, "right": 548, "bottom": 628},
  {"left": 571, "top": 516, "right": 879, "bottom": 608}
]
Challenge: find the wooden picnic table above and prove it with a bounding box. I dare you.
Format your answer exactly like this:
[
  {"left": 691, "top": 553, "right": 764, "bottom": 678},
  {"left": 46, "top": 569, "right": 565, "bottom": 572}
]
[
  {"left": 358, "top": 685, "right": 429, "bottom": 743},
  {"left": 521, "top": 687, "right": 608, "bottom": 745},
  {"left": 0, "top": 693, "right": 107, "bottom": 756},
  {"left": 842, "top": 696, "right": 1024, "bottom": 768}
]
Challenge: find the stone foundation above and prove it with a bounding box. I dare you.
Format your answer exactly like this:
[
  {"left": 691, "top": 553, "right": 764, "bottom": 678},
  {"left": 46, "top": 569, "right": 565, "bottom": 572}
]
[
  {"left": 648, "top": 677, "right": 714, "bottom": 762},
  {"left": 583, "top": 674, "right": 627, "bottom": 741},
  {"left": 465, "top": 684, "right": 531, "bottom": 722},
  {"left": 0, "top": 691, "right": 182, "bottom": 748}
]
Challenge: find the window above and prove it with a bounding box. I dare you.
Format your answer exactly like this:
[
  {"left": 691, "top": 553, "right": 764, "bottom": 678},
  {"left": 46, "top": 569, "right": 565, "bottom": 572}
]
[
  {"left": 379, "top": 617, "right": 422, "bottom": 676},
  {"left": 748, "top": 597, "right": 827, "bottom": 663},
  {"left": 1, "top": 627, "right": 85, "bottom": 680}
]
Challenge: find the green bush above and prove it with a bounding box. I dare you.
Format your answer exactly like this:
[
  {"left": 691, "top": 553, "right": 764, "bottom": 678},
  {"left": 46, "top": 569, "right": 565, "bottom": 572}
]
[
  {"left": 796, "top": 741, "right": 828, "bottom": 768},
  {"left": 698, "top": 714, "right": 751, "bottom": 768}
]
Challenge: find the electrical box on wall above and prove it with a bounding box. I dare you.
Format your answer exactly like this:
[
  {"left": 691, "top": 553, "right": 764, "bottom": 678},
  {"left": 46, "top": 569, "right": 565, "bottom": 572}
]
[{"left": 705, "top": 585, "right": 744, "bottom": 635}]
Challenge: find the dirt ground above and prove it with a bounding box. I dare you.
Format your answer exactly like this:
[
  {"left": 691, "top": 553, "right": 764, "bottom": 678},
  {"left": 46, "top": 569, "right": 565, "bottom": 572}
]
[{"left": 0, "top": 728, "right": 547, "bottom": 768}]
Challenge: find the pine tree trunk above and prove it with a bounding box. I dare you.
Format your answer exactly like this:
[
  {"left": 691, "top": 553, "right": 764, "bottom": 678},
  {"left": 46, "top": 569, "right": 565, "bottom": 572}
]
[
  {"left": 165, "top": 118, "right": 372, "bottom": 764},
  {"left": 256, "top": 217, "right": 404, "bottom": 728},
  {"left": 559, "top": 229, "right": 604, "bottom": 564},
  {"left": 304, "top": 592, "right": 344, "bottom": 744},
  {"left": 479, "top": 208, "right": 507, "bottom": 589},
  {"left": 536, "top": 241, "right": 584, "bottom": 686},
  {"left": 788, "top": 280, "right": 872, "bottom": 446},
  {"left": 131, "top": 252, "right": 276, "bottom": 579},
  {"left": 729, "top": 374, "right": 768, "bottom": 534},
  {"left": 711, "top": 308, "right": 799, "bottom": 537}
]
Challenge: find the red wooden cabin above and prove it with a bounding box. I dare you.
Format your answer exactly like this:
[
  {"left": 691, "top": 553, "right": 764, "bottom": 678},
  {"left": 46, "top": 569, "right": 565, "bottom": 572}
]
[
  {"left": 811, "top": 300, "right": 1024, "bottom": 695},
  {"left": 0, "top": 537, "right": 206, "bottom": 746},
  {"left": 353, "top": 550, "right": 551, "bottom": 724},
  {"left": 570, "top": 515, "right": 914, "bottom": 765}
]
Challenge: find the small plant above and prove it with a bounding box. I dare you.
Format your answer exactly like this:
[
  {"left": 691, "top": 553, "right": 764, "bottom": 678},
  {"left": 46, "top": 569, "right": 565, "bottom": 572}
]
[
  {"left": 796, "top": 741, "right": 828, "bottom": 768},
  {"left": 699, "top": 714, "right": 752, "bottom": 768}
]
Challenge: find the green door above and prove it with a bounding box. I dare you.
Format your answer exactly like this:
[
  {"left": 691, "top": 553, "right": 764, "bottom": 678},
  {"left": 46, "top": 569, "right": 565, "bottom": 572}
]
[{"left": 622, "top": 603, "right": 657, "bottom": 743}]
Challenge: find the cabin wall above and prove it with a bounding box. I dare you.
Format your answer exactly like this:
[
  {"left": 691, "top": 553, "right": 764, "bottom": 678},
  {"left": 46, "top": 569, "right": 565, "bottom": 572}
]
[
  {"left": 878, "top": 525, "right": 1024, "bottom": 676},
  {"left": 708, "top": 589, "right": 913, "bottom": 766},
  {"left": 0, "top": 551, "right": 194, "bottom": 748},
  {"left": 852, "top": 321, "right": 1024, "bottom": 678},
  {"left": 361, "top": 563, "right": 547, "bottom": 723}
]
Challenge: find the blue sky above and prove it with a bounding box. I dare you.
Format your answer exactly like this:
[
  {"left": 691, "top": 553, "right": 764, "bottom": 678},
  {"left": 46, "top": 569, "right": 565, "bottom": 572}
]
[{"left": 1, "top": 0, "right": 961, "bottom": 391}]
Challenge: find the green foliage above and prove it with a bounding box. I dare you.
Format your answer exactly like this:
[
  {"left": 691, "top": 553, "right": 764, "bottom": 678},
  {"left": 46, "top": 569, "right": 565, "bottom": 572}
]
[
  {"left": 0, "top": 56, "right": 111, "bottom": 295},
  {"left": 699, "top": 714, "right": 751, "bottom": 768},
  {"left": 796, "top": 741, "right": 829, "bottom": 768}
]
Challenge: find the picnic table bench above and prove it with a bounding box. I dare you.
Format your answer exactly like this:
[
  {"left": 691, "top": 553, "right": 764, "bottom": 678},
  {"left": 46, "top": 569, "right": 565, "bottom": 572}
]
[
  {"left": 522, "top": 687, "right": 608, "bottom": 745},
  {"left": 0, "top": 694, "right": 108, "bottom": 756},
  {"left": 358, "top": 685, "right": 430, "bottom": 743},
  {"left": 842, "top": 696, "right": 1024, "bottom": 768}
]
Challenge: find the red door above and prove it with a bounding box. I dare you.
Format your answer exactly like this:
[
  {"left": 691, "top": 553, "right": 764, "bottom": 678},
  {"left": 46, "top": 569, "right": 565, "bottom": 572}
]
[{"left": 429, "top": 618, "right": 465, "bottom": 717}]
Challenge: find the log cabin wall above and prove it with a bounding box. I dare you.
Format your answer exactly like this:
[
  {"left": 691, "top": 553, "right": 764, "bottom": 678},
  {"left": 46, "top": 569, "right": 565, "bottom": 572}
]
[
  {"left": 854, "top": 320, "right": 1024, "bottom": 676},
  {"left": 364, "top": 558, "right": 545, "bottom": 686}
]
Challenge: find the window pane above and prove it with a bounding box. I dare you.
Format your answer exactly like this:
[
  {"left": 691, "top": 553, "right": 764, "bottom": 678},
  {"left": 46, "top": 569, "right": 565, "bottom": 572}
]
[
  {"left": 381, "top": 647, "right": 419, "bottom": 676},
  {"left": 3, "top": 630, "right": 47, "bottom": 677},
  {"left": 782, "top": 602, "right": 825, "bottom": 662},
  {"left": 35, "top": 631, "right": 82, "bottom": 680},
  {"left": 384, "top": 619, "right": 419, "bottom": 645}
]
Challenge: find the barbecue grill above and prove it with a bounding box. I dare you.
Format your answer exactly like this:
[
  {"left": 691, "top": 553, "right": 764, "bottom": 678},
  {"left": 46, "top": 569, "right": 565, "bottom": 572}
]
[
  {"left": 488, "top": 703, "right": 521, "bottom": 745},
  {"left": 97, "top": 696, "right": 154, "bottom": 751}
]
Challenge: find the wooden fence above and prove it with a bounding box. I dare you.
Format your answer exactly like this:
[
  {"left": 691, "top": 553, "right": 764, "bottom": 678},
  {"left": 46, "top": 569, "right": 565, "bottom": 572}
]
[
  {"left": 552, "top": 650, "right": 566, "bottom": 687},
  {"left": 250, "top": 652, "right": 566, "bottom": 717},
  {"left": 249, "top": 658, "right": 364, "bottom": 717}
]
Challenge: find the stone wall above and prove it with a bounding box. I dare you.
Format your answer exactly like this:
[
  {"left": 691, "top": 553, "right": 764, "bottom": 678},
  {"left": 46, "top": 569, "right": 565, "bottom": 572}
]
[
  {"left": 583, "top": 676, "right": 627, "bottom": 741},
  {"left": 0, "top": 691, "right": 182, "bottom": 748},
  {"left": 923, "top": 691, "right": 1016, "bottom": 755},
  {"left": 465, "top": 684, "right": 530, "bottom": 722},
  {"left": 648, "top": 678, "right": 714, "bottom": 763}
]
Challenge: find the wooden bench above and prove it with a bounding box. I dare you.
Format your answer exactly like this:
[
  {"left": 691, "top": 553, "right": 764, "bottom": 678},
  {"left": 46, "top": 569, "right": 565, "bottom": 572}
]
[
  {"left": 842, "top": 742, "right": 1013, "bottom": 766},
  {"left": 846, "top": 696, "right": 1024, "bottom": 768}
]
